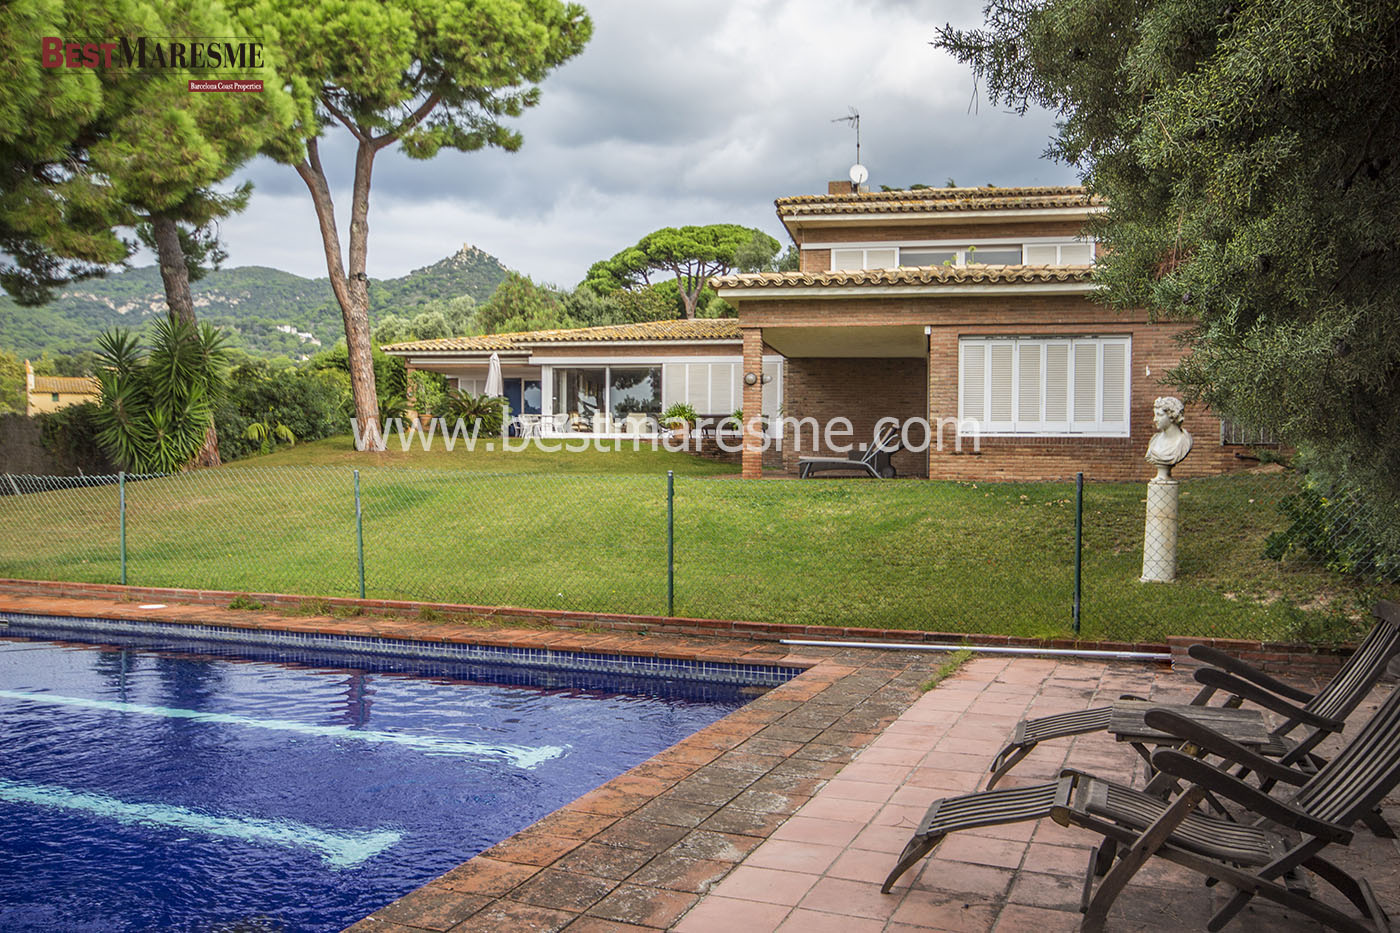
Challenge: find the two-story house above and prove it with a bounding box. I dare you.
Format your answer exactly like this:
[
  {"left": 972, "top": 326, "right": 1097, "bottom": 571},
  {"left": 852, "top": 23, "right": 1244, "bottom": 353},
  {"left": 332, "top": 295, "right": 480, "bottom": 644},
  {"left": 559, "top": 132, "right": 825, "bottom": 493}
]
[{"left": 713, "top": 182, "right": 1262, "bottom": 480}]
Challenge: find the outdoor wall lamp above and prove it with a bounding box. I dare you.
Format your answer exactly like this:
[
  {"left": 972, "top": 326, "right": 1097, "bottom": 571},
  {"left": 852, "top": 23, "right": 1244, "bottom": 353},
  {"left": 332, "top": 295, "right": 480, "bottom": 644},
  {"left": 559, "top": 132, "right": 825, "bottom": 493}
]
[{"left": 743, "top": 371, "right": 772, "bottom": 386}]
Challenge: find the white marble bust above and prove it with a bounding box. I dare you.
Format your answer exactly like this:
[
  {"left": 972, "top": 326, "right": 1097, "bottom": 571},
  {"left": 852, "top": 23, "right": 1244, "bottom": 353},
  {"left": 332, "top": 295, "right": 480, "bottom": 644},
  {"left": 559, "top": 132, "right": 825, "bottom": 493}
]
[{"left": 1145, "top": 396, "right": 1193, "bottom": 480}]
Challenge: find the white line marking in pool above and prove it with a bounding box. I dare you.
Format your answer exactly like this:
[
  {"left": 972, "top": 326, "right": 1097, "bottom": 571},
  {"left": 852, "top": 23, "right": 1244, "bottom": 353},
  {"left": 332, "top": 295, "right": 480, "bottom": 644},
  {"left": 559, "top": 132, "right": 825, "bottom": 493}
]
[
  {"left": 0, "top": 777, "right": 400, "bottom": 868},
  {"left": 0, "top": 689, "right": 567, "bottom": 769}
]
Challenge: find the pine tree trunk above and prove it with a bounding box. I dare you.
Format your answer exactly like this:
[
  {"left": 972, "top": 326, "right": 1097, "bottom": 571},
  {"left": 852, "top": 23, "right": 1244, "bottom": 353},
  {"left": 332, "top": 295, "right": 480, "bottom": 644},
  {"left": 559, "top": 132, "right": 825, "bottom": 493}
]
[
  {"left": 296, "top": 138, "right": 381, "bottom": 449},
  {"left": 151, "top": 214, "right": 221, "bottom": 468}
]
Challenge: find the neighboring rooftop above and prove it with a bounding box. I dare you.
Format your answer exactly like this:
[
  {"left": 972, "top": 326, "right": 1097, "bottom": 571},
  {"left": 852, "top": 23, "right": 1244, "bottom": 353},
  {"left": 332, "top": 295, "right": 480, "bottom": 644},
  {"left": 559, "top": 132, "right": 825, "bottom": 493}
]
[
  {"left": 776, "top": 184, "right": 1103, "bottom": 218},
  {"left": 381, "top": 317, "right": 741, "bottom": 355},
  {"left": 29, "top": 375, "right": 98, "bottom": 395},
  {"left": 711, "top": 264, "right": 1096, "bottom": 294}
]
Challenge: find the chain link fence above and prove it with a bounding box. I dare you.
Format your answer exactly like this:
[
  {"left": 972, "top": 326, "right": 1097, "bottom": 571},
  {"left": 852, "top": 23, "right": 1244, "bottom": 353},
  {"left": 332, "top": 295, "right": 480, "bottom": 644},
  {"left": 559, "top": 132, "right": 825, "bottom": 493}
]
[{"left": 1, "top": 466, "right": 1394, "bottom": 644}]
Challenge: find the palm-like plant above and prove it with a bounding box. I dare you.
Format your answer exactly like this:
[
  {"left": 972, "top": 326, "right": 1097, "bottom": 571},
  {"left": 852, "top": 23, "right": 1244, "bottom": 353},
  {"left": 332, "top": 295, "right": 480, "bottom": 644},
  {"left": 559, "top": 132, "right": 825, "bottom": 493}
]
[
  {"left": 440, "top": 390, "right": 507, "bottom": 435},
  {"left": 92, "top": 318, "right": 230, "bottom": 473},
  {"left": 244, "top": 413, "right": 296, "bottom": 455}
]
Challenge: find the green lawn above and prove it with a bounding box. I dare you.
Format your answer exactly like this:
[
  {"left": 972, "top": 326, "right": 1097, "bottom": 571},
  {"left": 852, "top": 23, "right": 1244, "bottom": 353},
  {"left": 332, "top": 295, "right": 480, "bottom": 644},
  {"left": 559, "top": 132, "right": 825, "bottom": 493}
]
[{"left": 1, "top": 435, "right": 1390, "bottom": 643}]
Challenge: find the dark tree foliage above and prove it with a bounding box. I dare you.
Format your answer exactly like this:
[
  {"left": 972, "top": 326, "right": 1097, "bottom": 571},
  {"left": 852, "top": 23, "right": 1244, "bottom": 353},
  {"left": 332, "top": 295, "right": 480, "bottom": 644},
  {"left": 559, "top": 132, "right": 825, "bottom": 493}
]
[{"left": 937, "top": 0, "right": 1400, "bottom": 516}]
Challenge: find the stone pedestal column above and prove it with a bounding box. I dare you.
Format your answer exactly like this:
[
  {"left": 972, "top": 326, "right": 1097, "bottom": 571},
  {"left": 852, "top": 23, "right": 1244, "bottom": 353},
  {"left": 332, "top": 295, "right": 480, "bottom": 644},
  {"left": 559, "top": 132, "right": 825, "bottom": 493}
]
[{"left": 1141, "top": 478, "right": 1180, "bottom": 582}]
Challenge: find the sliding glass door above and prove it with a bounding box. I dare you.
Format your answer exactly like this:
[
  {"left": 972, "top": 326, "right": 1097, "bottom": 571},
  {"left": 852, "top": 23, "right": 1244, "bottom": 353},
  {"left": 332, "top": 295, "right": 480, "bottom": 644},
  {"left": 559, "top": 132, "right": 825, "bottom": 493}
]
[{"left": 549, "top": 366, "right": 661, "bottom": 431}]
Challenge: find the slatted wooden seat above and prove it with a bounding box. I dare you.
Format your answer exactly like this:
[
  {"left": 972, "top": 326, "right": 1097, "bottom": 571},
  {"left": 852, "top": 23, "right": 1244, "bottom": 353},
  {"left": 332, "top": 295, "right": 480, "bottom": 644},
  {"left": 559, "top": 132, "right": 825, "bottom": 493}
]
[
  {"left": 884, "top": 685, "right": 1400, "bottom": 932},
  {"left": 984, "top": 600, "right": 1400, "bottom": 797}
]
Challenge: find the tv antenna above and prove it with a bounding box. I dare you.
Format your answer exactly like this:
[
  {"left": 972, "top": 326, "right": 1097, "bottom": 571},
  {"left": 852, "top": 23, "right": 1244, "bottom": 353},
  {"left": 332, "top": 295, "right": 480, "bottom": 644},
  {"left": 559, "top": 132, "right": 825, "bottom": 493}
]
[{"left": 832, "top": 107, "right": 866, "bottom": 189}]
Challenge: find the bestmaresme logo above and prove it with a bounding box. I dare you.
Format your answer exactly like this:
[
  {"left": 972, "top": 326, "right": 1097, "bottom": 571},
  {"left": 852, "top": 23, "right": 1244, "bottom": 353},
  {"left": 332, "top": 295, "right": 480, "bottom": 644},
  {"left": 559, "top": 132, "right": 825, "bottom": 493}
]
[{"left": 40, "top": 36, "right": 266, "bottom": 91}]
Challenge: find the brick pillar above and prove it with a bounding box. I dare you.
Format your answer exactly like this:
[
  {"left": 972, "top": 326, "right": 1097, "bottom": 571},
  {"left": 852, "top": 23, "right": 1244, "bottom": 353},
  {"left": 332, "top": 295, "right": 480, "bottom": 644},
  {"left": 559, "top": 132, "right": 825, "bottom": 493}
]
[
  {"left": 741, "top": 327, "right": 765, "bottom": 479},
  {"left": 404, "top": 365, "right": 419, "bottom": 423},
  {"left": 927, "top": 327, "right": 959, "bottom": 477}
]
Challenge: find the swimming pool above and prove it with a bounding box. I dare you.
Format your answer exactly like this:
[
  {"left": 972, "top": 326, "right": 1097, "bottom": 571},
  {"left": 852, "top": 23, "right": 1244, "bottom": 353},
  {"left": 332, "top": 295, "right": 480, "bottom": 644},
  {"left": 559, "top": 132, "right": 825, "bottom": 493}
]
[{"left": 0, "top": 623, "right": 771, "bottom": 932}]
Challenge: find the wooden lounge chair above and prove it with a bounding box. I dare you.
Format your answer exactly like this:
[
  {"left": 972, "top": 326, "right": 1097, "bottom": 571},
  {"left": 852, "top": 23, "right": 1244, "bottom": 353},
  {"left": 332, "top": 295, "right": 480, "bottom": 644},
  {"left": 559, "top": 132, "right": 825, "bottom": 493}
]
[
  {"left": 984, "top": 601, "right": 1400, "bottom": 796},
  {"left": 798, "top": 426, "right": 902, "bottom": 478},
  {"left": 883, "top": 688, "right": 1400, "bottom": 932}
]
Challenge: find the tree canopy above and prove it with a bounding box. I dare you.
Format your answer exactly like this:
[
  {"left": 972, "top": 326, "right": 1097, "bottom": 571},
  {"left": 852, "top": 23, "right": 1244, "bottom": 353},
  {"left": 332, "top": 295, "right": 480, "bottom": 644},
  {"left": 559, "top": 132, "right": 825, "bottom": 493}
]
[
  {"left": 242, "top": 0, "right": 592, "bottom": 447},
  {"left": 936, "top": 0, "right": 1400, "bottom": 512},
  {"left": 0, "top": 0, "right": 293, "bottom": 307},
  {"left": 583, "top": 225, "right": 779, "bottom": 318}
]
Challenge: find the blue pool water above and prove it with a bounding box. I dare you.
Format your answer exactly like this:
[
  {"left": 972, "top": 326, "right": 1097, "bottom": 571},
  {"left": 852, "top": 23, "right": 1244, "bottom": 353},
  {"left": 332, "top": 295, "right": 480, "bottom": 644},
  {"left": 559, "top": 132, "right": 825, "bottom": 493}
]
[{"left": 0, "top": 631, "right": 760, "bottom": 932}]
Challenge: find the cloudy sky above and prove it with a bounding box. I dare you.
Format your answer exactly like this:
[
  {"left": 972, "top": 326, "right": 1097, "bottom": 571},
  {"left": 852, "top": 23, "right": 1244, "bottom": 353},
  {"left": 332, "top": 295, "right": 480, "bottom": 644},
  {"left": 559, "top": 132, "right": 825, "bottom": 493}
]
[{"left": 211, "top": 0, "right": 1078, "bottom": 288}]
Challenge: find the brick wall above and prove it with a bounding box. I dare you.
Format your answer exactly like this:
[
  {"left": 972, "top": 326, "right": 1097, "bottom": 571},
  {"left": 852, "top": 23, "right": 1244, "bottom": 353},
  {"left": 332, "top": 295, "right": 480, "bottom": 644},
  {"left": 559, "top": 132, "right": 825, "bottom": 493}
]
[
  {"left": 734, "top": 292, "right": 1261, "bottom": 482},
  {"left": 780, "top": 357, "right": 928, "bottom": 476},
  {"left": 926, "top": 319, "right": 1249, "bottom": 482}
]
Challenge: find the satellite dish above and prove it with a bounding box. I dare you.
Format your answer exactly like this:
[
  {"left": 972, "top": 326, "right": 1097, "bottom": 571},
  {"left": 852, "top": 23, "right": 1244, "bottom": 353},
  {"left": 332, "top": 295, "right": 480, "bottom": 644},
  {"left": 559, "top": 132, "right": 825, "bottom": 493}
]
[{"left": 849, "top": 163, "right": 869, "bottom": 186}]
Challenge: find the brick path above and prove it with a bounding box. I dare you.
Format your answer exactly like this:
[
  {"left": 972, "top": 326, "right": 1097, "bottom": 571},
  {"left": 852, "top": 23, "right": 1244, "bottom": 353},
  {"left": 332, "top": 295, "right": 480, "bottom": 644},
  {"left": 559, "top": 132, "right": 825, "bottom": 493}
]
[{"left": 674, "top": 656, "right": 1400, "bottom": 932}]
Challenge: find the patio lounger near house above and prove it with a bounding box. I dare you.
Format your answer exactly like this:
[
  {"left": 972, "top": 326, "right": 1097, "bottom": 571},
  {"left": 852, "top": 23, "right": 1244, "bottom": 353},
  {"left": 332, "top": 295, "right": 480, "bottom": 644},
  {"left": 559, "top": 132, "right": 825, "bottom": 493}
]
[
  {"left": 882, "top": 688, "right": 1400, "bottom": 932},
  {"left": 798, "top": 426, "right": 902, "bottom": 478},
  {"left": 985, "top": 601, "right": 1400, "bottom": 799}
]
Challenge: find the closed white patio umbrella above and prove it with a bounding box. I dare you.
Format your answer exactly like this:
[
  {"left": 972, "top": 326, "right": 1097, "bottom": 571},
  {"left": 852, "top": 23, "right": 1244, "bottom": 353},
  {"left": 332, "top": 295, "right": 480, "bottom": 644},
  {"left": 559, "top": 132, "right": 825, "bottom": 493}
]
[{"left": 484, "top": 352, "right": 504, "bottom": 398}]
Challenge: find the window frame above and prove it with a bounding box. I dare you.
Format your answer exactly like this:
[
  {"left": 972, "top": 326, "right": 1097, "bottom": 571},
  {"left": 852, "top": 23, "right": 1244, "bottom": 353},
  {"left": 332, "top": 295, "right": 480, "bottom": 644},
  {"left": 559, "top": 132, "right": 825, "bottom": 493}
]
[
  {"left": 958, "top": 335, "right": 1132, "bottom": 437},
  {"left": 822, "top": 236, "right": 1097, "bottom": 271}
]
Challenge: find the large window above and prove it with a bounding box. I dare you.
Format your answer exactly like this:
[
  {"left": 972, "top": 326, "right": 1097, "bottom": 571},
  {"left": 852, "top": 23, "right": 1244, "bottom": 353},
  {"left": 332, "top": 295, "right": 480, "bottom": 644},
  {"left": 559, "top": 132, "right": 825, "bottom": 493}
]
[
  {"left": 959, "top": 336, "right": 1130, "bottom": 435},
  {"left": 608, "top": 368, "right": 661, "bottom": 421},
  {"left": 830, "top": 239, "right": 1095, "bottom": 271},
  {"left": 551, "top": 368, "right": 606, "bottom": 419},
  {"left": 550, "top": 366, "right": 661, "bottom": 431}
]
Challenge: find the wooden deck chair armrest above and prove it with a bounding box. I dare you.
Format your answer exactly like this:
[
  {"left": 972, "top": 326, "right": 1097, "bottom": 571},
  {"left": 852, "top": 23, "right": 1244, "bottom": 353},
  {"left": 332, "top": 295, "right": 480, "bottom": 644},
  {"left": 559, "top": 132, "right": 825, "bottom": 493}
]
[
  {"left": 1193, "top": 669, "right": 1345, "bottom": 732},
  {"left": 1150, "top": 750, "right": 1353, "bottom": 844},
  {"left": 1142, "top": 709, "right": 1307, "bottom": 786},
  {"left": 1187, "top": 645, "right": 1315, "bottom": 704}
]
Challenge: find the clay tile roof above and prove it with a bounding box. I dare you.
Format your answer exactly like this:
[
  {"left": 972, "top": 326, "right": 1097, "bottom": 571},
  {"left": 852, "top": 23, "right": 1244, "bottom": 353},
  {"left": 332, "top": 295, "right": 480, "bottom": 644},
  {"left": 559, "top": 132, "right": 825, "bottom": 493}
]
[
  {"left": 710, "top": 264, "right": 1096, "bottom": 291},
  {"left": 775, "top": 185, "right": 1103, "bottom": 217},
  {"left": 382, "top": 317, "right": 741, "bottom": 354},
  {"left": 31, "top": 375, "right": 99, "bottom": 394}
]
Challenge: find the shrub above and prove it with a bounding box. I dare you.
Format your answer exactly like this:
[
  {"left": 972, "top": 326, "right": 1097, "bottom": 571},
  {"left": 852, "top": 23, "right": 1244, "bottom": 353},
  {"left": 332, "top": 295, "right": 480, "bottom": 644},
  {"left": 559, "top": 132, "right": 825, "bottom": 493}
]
[
  {"left": 440, "top": 391, "right": 506, "bottom": 435},
  {"left": 215, "top": 360, "right": 350, "bottom": 461},
  {"left": 661, "top": 402, "right": 697, "bottom": 426},
  {"left": 1265, "top": 472, "right": 1400, "bottom": 583},
  {"left": 38, "top": 402, "right": 117, "bottom": 474}
]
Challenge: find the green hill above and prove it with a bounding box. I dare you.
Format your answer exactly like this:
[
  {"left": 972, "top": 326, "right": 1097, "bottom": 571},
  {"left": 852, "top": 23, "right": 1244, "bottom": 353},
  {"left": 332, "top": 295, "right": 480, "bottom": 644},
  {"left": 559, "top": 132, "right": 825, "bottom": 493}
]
[{"left": 0, "top": 244, "right": 510, "bottom": 359}]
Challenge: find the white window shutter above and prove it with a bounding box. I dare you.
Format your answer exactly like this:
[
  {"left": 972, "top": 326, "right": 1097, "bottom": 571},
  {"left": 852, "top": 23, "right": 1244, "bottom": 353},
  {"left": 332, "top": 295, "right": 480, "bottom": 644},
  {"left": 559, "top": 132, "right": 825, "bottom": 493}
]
[
  {"left": 663, "top": 364, "right": 685, "bottom": 409},
  {"left": 685, "top": 363, "right": 709, "bottom": 410},
  {"left": 1044, "top": 342, "right": 1070, "bottom": 428},
  {"left": 987, "top": 343, "right": 1014, "bottom": 429},
  {"left": 1101, "top": 340, "right": 1128, "bottom": 429},
  {"left": 710, "top": 363, "right": 734, "bottom": 413},
  {"left": 961, "top": 341, "right": 986, "bottom": 424},
  {"left": 1072, "top": 342, "right": 1100, "bottom": 427},
  {"left": 865, "top": 248, "right": 897, "bottom": 269},
  {"left": 1059, "top": 242, "right": 1093, "bottom": 264},
  {"left": 1017, "top": 342, "right": 1042, "bottom": 424},
  {"left": 832, "top": 249, "right": 864, "bottom": 271},
  {"left": 1023, "top": 244, "right": 1058, "bottom": 265}
]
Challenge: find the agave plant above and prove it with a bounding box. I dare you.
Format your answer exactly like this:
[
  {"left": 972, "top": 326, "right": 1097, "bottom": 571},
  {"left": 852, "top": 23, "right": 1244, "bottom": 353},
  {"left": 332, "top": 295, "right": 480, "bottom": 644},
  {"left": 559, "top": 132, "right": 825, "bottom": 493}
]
[{"left": 92, "top": 318, "right": 230, "bottom": 473}]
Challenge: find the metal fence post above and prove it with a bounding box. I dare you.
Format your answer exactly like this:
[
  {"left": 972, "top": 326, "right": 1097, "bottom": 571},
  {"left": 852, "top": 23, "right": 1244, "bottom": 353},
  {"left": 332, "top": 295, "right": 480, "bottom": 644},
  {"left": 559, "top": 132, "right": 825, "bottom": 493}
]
[
  {"left": 1072, "top": 471, "right": 1083, "bottom": 636},
  {"left": 354, "top": 469, "right": 366, "bottom": 599},
  {"left": 119, "top": 471, "right": 127, "bottom": 586},
  {"left": 667, "top": 470, "right": 675, "bottom": 617}
]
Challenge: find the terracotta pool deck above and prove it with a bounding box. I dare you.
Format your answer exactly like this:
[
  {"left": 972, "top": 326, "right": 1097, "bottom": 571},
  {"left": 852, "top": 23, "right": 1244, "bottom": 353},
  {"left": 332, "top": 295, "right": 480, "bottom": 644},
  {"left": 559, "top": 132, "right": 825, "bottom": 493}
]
[{"left": 0, "top": 589, "right": 1395, "bottom": 932}]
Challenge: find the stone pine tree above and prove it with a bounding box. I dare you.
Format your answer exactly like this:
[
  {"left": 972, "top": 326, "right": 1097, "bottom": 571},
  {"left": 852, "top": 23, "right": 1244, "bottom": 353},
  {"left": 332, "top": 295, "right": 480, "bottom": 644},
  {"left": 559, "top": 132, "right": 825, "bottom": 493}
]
[
  {"left": 0, "top": 0, "right": 294, "bottom": 467},
  {"left": 583, "top": 225, "right": 780, "bottom": 319},
  {"left": 243, "top": 0, "right": 592, "bottom": 449},
  {"left": 935, "top": 0, "right": 1400, "bottom": 511}
]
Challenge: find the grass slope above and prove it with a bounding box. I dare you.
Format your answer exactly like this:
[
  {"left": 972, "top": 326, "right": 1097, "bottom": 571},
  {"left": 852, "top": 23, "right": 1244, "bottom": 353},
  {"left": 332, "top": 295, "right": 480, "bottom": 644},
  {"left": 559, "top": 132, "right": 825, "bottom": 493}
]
[{"left": 1, "top": 439, "right": 1389, "bottom": 642}]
